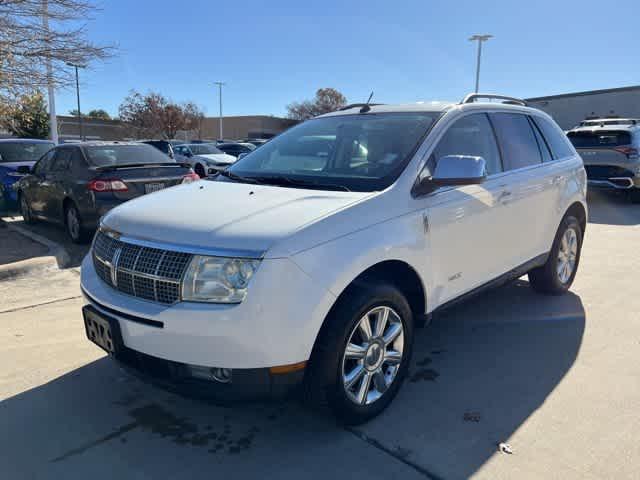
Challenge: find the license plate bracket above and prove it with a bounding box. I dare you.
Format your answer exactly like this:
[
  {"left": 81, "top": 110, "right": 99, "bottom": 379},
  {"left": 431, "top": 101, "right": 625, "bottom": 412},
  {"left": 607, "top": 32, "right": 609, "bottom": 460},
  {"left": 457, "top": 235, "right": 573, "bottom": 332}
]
[
  {"left": 145, "top": 183, "right": 165, "bottom": 194},
  {"left": 83, "top": 305, "right": 124, "bottom": 355}
]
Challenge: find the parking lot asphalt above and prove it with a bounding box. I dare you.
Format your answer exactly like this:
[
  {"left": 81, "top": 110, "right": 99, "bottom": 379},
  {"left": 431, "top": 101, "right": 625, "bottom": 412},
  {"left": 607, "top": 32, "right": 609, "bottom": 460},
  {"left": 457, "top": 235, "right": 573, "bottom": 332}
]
[{"left": 1, "top": 191, "right": 640, "bottom": 479}]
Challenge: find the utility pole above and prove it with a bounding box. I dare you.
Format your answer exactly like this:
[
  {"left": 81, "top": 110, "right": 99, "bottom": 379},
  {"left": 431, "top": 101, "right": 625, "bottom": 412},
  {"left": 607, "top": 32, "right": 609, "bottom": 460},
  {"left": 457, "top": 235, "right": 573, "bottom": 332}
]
[
  {"left": 67, "top": 63, "right": 85, "bottom": 141},
  {"left": 42, "top": 0, "right": 58, "bottom": 144},
  {"left": 469, "top": 34, "right": 493, "bottom": 93},
  {"left": 214, "top": 81, "right": 225, "bottom": 140}
]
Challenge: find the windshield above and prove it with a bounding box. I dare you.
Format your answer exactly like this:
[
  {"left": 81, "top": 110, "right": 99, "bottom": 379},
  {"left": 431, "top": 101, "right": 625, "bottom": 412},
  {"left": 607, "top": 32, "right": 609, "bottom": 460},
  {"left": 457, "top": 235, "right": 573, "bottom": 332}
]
[
  {"left": 84, "top": 144, "right": 175, "bottom": 166},
  {"left": 190, "top": 144, "right": 223, "bottom": 155},
  {"left": 224, "top": 112, "right": 440, "bottom": 191},
  {"left": 0, "top": 142, "right": 55, "bottom": 163}
]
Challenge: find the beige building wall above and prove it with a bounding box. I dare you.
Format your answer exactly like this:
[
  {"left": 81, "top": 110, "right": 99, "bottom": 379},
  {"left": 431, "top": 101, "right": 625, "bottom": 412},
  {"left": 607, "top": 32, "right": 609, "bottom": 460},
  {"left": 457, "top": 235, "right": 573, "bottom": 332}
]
[{"left": 200, "top": 115, "right": 297, "bottom": 140}]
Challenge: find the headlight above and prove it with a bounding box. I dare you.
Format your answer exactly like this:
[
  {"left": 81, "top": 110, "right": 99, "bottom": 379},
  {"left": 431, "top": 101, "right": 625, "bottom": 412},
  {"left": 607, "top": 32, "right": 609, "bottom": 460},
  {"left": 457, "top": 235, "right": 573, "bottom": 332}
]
[{"left": 182, "top": 256, "right": 261, "bottom": 303}]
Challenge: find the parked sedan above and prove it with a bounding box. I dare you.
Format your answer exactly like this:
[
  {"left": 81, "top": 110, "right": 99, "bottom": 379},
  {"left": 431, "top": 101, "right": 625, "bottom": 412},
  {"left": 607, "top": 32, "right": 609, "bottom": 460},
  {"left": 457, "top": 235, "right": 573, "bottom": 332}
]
[
  {"left": 173, "top": 143, "right": 236, "bottom": 177},
  {"left": 0, "top": 139, "right": 55, "bottom": 210},
  {"left": 14, "top": 142, "right": 199, "bottom": 242},
  {"left": 215, "top": 142, "right": 256, "bottom": 158}
]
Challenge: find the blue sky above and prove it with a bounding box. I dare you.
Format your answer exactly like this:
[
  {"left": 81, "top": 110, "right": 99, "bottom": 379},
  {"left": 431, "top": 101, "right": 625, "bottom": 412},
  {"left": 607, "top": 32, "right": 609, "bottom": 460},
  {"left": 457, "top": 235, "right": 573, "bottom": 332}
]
[{"left": 54, "top": 0, "right": 640, "bottom": 118}]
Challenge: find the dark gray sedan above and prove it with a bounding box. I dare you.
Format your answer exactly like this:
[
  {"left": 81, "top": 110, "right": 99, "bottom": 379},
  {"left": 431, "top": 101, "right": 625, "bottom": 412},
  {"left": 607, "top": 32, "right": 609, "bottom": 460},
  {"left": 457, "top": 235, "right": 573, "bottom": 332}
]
[{"left": 14, "top": 142, "right": 198, "bottom": 242}]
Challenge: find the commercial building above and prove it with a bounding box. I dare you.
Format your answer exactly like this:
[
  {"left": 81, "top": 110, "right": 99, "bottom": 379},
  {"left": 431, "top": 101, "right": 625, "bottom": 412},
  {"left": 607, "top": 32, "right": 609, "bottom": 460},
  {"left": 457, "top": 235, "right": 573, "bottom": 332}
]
[{"left": 526, "top": 85, "right": 640, "bottom": 130}]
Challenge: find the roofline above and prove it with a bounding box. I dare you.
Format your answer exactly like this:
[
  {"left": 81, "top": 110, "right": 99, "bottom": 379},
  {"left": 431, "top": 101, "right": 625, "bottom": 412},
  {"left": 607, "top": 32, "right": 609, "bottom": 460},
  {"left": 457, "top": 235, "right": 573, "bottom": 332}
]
[{"left": 526, "top": 85, "right": 640, "bottom": 102}]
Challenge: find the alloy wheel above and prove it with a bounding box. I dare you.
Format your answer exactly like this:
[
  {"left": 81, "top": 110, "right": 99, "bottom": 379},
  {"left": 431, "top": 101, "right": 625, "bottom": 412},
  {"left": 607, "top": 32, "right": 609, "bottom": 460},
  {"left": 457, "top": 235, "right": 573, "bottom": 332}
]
[
  {"left": 67, "top": 207, "right": 80, "bottom": 240},
  {"left": 20, "top": 195, "right": 31, "bottom": 221},
  {"left": 341, "top": 306, "right": 405, "bottom": 406},
  {"left": 557, "top": 228, "right": 578, "bottom": 284}
]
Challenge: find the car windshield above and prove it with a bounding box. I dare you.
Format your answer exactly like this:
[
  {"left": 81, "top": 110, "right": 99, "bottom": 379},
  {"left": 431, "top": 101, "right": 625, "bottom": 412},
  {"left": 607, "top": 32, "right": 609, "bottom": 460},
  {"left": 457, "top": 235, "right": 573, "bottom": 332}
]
[
  {"left": 223, "top": 112, "right": 440, "bottom": 191},
  {"left": 84, "top": 144, "right": 174, "bottom": 166},
  {"left": 0, "top": 142, "right": 54, "bottom": 163},
  {"left": 190, "top": 144, "right": 223, "bottom": 155}
]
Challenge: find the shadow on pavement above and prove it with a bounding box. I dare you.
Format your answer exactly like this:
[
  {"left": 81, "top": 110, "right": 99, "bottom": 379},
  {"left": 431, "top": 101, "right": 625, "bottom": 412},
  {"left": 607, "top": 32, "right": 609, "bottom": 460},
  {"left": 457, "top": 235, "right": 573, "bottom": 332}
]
[
  {"left": 587, "top": 190, "right": 640, "bottom": 226},
  {"left": 1, "top": 215, "right": 91, "bottom": 268},
  {"left": 1, "top": 280, "right": 585, "bottom": 479}
]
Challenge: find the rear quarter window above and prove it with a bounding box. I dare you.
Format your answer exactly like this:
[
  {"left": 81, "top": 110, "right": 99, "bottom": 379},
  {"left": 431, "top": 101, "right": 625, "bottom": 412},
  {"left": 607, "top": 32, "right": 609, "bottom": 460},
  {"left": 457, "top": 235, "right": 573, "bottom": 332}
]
[{"left": 533, "top": 116, "right": 576, "bottom": 159}]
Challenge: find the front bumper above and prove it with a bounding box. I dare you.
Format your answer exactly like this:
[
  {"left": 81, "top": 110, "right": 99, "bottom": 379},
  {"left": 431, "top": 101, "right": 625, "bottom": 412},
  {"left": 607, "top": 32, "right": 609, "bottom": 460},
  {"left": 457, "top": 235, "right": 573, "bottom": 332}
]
[{"left": 80, "top": 253, "right": 336, "bottom": 370}]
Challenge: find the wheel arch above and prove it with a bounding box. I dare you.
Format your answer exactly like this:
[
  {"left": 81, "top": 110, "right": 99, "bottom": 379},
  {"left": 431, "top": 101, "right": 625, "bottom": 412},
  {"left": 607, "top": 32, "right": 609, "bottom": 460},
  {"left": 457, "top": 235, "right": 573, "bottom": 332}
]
[{"left": 565, "top": 201, "right": 587, "bottom": 236}]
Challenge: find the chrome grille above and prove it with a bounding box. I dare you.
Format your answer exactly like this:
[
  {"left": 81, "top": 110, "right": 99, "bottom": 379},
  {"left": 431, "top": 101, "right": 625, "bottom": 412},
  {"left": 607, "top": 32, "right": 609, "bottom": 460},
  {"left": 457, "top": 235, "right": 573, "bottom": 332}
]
[{"left": 92, "top": 230, "right": 192, "bottom": 304}]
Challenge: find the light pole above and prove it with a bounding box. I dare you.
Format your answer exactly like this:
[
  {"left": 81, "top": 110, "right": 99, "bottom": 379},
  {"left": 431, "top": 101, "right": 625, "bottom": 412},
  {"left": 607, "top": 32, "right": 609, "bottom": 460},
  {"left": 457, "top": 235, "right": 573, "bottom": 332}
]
[
  {"left": 214, "top": 81, "right": 225, "bottom": 140},
  {"left": 42, "top": 0, "right": 58, "bottom": 144},
  {"left": 469, "top": 34, "right": 493, "bottom": 93},
  {"left": 66, "top": 63, "right": 85, "bottom": 141}
]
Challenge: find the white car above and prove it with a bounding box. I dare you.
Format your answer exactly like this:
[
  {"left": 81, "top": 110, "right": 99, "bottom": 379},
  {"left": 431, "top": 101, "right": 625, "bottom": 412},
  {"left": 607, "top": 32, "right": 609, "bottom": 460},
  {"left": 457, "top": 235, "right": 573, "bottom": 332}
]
[
  {"left": 80, "top": 94, "right": 587, "bottom": 424},
  {"left": 173, "top": 143, "right": 236, "bottom": 177}
]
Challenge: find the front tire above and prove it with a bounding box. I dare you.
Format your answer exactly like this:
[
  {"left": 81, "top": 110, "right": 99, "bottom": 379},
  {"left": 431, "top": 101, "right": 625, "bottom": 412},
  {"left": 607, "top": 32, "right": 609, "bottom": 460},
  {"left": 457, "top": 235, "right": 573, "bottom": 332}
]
[
  {"left": 628, "top": 189, "right": 640, "bottom": 204},
  {"left": 528, "top": 215, "right": 583, "bottom": 295},
  {"left": 305, "top": 283, "right": 414, "bottom": 425},
  {"left": 65, "top": 202, "right": 90, "bottom": 243}
]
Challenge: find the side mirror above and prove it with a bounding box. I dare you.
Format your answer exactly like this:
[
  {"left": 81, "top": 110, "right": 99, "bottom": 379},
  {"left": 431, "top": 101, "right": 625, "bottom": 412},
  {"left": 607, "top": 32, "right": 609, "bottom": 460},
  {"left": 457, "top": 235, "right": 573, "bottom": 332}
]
[
  {"left": 237, "top": 152, "right": 248, "bottom": 161},
  {"left": 16, "top": 165, "right": 32, "bottom": 175},
  {"left": 432, "top": 155, "right": 487, "bottom": 186},
  {"left": 412, "top": 155, "right": 487, "bottom": 197}
]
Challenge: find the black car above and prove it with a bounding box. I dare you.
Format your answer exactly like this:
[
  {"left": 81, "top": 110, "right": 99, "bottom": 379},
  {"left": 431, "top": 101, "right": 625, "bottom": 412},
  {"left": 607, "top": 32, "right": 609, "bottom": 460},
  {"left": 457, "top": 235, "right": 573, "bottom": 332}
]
[
  {"left": 215, "top": 142, "right": 256, "bottom": 158},
  {"left": 140, "top": 140, "right": 174, "bottom": 159},
  {"left": 14, "top": 142, "right": 198, "bottom": 242}
]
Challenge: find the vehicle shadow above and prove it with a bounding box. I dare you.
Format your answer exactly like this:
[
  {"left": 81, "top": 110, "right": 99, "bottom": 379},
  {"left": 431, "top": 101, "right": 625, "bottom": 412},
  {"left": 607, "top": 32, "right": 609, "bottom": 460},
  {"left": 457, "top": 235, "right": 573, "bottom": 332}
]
[
  {"left": 0, "top": 280, "right": 584, "bottom": 479},
  {"left": 1, "top": 215, "right": 91, "bottom": 268},
  {"left": 356, "top": 279, "right": 586, "bottom": 479},
  {"left": 587, "top": 190, "right": 640, "bottom": 225}
]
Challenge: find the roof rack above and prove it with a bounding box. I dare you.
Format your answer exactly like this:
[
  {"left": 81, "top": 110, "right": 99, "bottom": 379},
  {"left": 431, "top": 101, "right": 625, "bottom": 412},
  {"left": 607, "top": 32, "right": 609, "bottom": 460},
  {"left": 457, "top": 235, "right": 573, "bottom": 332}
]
[
  {"left": 461, "top": 93, "right": 527, "bottom": 106},
  {"left": 338, "top": 103, "right": 383, "bottom": 111}
]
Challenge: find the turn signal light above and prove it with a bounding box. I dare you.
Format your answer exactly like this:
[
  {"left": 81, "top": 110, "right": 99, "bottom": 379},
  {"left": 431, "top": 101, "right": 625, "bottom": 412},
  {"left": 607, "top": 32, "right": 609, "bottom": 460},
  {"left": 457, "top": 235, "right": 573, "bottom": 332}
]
[
  {"left": 614, "top": 147, "right": 639, "bottom": 159},
  {"left": 87, "top": 179, "right": 128, "bottom": 192}
]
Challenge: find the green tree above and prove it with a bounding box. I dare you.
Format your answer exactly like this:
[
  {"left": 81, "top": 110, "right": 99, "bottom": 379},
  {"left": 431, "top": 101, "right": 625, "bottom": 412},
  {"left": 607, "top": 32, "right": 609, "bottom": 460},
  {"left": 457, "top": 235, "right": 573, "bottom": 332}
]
[
  {"left": 2, "top": 91, "right": 50, "bottom": 139},
  {"left": 87, "top": 109, "right": 111, "bottom": 119}
]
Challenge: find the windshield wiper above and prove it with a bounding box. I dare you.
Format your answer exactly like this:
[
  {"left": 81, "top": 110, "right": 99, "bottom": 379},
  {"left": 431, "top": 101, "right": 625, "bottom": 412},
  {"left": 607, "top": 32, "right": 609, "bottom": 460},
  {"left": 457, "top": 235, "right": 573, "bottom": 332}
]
[
  {"left": 215, "top": 169, "right": 263, "bottom": 184},
  {"left": 252, "top": 175, "right": 351, "bottom": 192}
]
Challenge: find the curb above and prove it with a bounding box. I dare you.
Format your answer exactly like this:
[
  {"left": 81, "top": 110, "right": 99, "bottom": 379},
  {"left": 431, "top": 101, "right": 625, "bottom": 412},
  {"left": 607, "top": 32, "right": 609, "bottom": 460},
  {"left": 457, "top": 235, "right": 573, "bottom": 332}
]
[
  {"left": 0, "top": 256, "right": 59, "bottom": 281},
  {"left": 3, "top": 222, "right": 71, "bottom": 271}
]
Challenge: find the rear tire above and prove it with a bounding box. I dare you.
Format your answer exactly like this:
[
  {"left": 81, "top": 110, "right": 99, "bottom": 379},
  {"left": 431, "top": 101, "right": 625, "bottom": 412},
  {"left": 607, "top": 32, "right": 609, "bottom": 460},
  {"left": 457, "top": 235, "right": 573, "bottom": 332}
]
[
  {"left": 65, "top": 202, "right": 90, "bottom": 243},
  {"left": 19, "top": 192, "right": 36, "bottom": 224},
  {"left": 528, "top": 215, "right": 582, "bottom": 295},
  {"left": 305, "top": 282, "right": 414, "bottom": 425}
]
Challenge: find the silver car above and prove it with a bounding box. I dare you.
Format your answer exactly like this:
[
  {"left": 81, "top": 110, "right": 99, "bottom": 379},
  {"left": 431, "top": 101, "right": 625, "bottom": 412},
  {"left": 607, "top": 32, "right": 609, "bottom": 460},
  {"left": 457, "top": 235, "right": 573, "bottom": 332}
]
[
  {"left": 566, "top": 118, "right": 640, "bottom": 202},
  {"left": 173, "top": 143, "right": 237, "bottom": 178}
]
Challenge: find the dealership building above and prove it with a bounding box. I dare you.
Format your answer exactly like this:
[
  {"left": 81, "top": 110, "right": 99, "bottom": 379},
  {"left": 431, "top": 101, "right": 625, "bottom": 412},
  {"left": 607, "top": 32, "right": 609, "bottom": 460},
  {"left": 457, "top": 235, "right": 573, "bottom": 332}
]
[{"left": 526, "top": 85, "right": 640, "bottom": 130}]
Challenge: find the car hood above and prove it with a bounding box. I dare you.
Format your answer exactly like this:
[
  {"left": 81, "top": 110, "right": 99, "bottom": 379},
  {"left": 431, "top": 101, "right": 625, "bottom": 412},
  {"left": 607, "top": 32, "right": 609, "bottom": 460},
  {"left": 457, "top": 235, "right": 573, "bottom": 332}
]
[
  {"left": 101, "top": 180, "right": 371, "bottom": 256},
  {"left": 195, "top": 153, "right": 236, "bottom": 165}
]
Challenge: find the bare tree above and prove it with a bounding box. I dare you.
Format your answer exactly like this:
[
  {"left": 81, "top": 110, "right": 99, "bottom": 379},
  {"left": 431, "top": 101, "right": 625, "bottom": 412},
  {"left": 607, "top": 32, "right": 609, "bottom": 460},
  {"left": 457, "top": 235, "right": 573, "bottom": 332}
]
[
  {"left": 286, "top": 88, "right": 347, "bottom": 121},
  {"left": 0, "top": 0, "right": 114, "bottom": 96},
  {"left": 118, "top": 90, "right": 206, "bottom": 140}
]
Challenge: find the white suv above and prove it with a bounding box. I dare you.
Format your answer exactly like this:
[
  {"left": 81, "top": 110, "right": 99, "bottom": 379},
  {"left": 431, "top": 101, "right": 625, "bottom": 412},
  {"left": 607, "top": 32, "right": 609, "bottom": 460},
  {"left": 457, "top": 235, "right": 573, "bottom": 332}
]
[{"left": 81, "top": 94, "right": 587, "bottom": 424}]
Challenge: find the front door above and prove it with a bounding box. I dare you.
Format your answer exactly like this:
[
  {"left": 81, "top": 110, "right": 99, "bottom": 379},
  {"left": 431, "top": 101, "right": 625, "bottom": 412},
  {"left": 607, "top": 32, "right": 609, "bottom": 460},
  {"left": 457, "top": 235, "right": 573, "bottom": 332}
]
[{"left": 420, "top": 113, "right": 510, "bottom": 306}]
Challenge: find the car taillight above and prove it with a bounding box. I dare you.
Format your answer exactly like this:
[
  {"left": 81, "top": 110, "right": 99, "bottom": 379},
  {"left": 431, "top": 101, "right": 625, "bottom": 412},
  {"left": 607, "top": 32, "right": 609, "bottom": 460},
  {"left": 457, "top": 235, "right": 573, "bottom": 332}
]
[
  {"left": 87, "top": 179, "right": 128, "bottom": 192},
  {"left": 614, "top": 147, "right": 639, "bottom": 159},
  {"left": 181, "top": 172, "right": 200, "bottom": 184}
]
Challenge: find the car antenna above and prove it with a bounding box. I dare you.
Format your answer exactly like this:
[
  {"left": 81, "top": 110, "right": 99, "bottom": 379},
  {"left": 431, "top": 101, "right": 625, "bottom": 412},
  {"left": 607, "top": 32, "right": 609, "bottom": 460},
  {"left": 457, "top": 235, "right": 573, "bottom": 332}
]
[{"left": 360, "top": 92, "right": 374, "bottom": 113}]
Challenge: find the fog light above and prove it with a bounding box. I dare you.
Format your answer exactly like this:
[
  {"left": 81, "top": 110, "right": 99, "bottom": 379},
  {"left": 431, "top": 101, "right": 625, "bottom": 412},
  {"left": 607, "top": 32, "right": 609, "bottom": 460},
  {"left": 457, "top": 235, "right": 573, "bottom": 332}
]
[{"left": 188, "top": 365, "right": 233, "bottom": 384}]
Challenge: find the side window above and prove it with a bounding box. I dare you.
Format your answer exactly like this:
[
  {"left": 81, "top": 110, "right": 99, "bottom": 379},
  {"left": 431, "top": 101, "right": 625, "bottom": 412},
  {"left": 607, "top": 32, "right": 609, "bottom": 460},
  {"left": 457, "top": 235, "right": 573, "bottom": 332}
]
[
  {"left": 34, "top": 150, "right": 56, "bottom": 175},
  {"left": 529, "top": 117, "right": 553, "bottom": 163},
  {"left": 51, "top": 149, "right": 72, "bottom": 171},
  {"left": 430, "top": 113, "right": 502, "bottom": 176},
  {"left": 489, "top": 113, "right": 542, "bottom": 171},
  {"left": 532, "top": 116, "right": 575, "bottom": 160}
]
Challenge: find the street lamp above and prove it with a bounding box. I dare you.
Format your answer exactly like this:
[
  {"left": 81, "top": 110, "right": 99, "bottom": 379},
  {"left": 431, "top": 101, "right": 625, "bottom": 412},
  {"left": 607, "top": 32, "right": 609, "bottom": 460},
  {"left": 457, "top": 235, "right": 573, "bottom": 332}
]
[
  {"left": 66, "top": 62, "right": 85, "bottom": 141},
  {"left": 213, "top": 81, "right": 225, "bottom": 141},
  {"left": 468, "top": 34, "right": 493, "bottom": 93}
]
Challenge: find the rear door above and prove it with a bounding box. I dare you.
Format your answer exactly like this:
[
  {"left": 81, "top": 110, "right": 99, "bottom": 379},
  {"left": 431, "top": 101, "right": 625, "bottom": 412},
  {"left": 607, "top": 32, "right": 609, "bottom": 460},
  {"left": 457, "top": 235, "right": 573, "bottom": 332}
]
[
  {"left": 45, "top": 147, "right": 73, "bottom": 221},
  {"left": 488, "top": 112, "right": 554, "bottom": 265}
]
